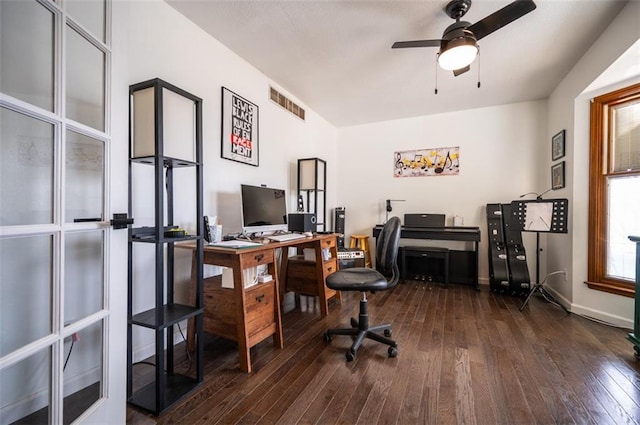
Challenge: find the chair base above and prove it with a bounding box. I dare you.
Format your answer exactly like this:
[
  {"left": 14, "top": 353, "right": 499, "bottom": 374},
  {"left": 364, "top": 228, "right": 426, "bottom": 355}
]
[{"left": 324, "top": 293, "right": 398, "bottom": 361}]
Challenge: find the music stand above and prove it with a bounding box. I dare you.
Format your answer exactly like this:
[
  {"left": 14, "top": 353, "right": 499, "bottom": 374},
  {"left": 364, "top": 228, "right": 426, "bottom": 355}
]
[{"left": 510, "top": 198, "right": 570, "bottom": 314}]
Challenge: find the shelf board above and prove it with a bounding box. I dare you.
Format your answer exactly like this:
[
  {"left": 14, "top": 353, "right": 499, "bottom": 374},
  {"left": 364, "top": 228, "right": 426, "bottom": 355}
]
[
  {"left": 131, "top": 233, "right": 199, "bottom": 244},
  {"left": 131, "top": 304, "right": 203, "bottom": 329},
  {"left": 128, "top": 373, "right": 200, "bottom": 415}
]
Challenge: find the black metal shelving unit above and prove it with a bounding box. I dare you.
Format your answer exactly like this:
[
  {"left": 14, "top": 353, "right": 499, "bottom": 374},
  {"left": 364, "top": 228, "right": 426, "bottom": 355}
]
[{"left": 127, "top": 78, "right": 204, "bottom": 415}]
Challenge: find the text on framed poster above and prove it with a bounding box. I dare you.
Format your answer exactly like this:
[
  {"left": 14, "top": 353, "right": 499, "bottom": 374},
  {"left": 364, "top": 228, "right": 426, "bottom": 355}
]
[{"left": 221, "top": 87, "right": 259, "bottom": 166}]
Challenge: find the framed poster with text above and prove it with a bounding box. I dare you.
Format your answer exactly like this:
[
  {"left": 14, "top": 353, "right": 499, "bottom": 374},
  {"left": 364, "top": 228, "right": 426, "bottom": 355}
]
[{"left": 221, "top": 87, "right": 259, "bottom": 166}]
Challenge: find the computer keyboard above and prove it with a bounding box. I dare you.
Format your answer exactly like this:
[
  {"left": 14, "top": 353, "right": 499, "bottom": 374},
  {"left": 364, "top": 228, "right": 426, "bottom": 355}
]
[{"left": 267, "top": 233, "right": 307, "bottom": 242}]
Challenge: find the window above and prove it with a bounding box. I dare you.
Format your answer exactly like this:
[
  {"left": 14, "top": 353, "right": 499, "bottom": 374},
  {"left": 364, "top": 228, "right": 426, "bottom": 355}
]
[{"left": 587, "top": 83, "right": 640, "bottom": 297}]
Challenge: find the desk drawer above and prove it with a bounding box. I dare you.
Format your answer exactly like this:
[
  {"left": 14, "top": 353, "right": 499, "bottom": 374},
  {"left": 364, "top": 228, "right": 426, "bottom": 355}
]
[
  {"left": 239, "top": 250, "right": 275, "bottom": 268},
  {"left": 202, "top": 276, "right": 237, "bottom": 341},
  {"left": 324, "top": 259, "right": 338, "bottom": 275},
  {"left": 201, "top": 276, "right": 277, "bottom": 345},
  {"left": 321, "top": 237, "right": 336, "bottom": 250},
  {"left": 245, "top": 282, "right": 276, "bottom": 343}
]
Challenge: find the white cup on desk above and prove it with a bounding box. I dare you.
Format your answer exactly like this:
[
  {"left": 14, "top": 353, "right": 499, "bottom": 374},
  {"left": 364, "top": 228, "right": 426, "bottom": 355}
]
[{"left": 208, "top": 224, "right": 223, "bottom": 243}]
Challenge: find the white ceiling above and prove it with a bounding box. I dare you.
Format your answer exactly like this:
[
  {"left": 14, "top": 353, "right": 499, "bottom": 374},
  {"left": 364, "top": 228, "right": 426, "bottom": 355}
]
[{"left": 166, "top": 0, "right": 628, "bottom": 127}]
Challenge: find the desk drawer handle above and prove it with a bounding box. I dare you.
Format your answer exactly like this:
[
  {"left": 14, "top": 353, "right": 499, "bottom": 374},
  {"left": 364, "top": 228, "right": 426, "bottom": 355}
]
[
  {"left": 254, "top": 254, "right": 264, "bottom": 261},
  {"left": 255, "top": 294, "right": 265, "bottom": 302},
  {"left": 327, "top": 266, "right": 333, "bottom": 272}
]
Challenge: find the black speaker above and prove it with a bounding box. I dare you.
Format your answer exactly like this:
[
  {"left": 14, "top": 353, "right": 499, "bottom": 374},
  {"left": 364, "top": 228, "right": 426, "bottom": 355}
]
[
  {"left": 288, "top": 213, "right": 316, "bottom": 232},
  {"left": 334, "top": 207, "right": 345, "bottom": 248}
]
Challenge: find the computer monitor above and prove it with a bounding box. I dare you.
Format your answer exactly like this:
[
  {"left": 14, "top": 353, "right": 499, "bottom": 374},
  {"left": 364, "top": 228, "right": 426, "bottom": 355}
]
[{"left": 240, "top": 184, "right": 288, "bottom": 234}]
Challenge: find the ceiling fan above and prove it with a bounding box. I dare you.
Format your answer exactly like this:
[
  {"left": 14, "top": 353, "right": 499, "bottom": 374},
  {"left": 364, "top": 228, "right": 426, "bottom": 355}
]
[{"left": 392, "top": 0, "right": 536, "bottom": 76}]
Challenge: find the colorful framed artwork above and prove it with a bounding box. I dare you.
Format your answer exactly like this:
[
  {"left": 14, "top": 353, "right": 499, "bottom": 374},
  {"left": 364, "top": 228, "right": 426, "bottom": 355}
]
[
  {"left": 552, "top": 129, "right": 565, "bottom": 161},
  {"left": 394, "top": 147, "right": 459, "bottom": 177},
  {"left": 221, "top": 87, "right": 259, "bottom": 166}
]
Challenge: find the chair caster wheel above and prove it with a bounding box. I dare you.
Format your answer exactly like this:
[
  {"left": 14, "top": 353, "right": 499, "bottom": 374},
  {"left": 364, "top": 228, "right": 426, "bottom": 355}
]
[
  {"left": 384, "top": 329, "right": 392, "bottom": 337},
  {"left": 323, "top": 332, "right": 331, "bottom": 342},
  {"left": 388, "top": 346, "right": 398, "bottom": 358},
  {"left": 346, "top": 350, "right": 355, "bottom": 362},
  {"left": 350, "top": 317, "right": 358, "bottom": 328}
]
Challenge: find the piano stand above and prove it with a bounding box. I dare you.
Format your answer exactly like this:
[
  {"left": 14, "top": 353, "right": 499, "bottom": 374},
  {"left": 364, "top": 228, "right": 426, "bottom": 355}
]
[{"left": 373, "top": 225, "right": 481, "bottom": 290}]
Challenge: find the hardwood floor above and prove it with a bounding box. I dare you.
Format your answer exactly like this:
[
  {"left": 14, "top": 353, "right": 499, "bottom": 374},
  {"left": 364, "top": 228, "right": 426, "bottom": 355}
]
[{"left": 126, "top": 281, "right": 640, "bottom": 424}]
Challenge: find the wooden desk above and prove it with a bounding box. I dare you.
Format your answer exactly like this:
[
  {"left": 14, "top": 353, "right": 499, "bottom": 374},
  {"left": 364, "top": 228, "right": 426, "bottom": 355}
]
[{"left": 178, "top": 233, "right": 338, "bottom": 373}]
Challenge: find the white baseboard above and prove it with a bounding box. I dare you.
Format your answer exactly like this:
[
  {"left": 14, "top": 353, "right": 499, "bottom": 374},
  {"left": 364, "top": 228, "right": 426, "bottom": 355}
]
[
  {"left": 132, "top": 324, "right": 188, "bottom": 363},
  {"left": 478, "top": 277, "right": 490, "bottom": 286},
  {"left": 1, "top": 367, "right": 101, "bottom": 424},
  {"left": 570, "top": 303, "right": 633, "bottom": 329},
  {"left": 542, "top": 286, "right": 633, "bottom": 330}
]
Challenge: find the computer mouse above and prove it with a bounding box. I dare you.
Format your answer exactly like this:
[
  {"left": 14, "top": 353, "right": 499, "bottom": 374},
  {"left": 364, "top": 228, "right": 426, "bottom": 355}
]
[{"left": 303, "top": 231, "right": 313, "bottom": 237}]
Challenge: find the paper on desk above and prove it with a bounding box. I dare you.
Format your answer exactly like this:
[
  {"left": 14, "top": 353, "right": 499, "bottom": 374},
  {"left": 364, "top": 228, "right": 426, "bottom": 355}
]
[{"left": 208, "top": 240, "right": 262, "bottom": 248}]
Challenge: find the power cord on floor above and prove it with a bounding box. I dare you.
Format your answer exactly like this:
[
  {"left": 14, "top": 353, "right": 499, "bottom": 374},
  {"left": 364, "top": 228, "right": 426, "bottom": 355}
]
[
  {"left": 130, "top": 323, "right": 193, "bottom": 372},
  {"left": 525, "top": 270, "right": 632, "bottom": 330},
  {"left": 177, "top": 321, "right": 193, "bottom": 373}
]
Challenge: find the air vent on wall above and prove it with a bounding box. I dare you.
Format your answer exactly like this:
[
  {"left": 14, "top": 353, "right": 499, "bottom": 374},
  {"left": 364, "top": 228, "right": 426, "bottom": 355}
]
[{"left": 270, "top": 86, "right": 305, "bottom": 121}]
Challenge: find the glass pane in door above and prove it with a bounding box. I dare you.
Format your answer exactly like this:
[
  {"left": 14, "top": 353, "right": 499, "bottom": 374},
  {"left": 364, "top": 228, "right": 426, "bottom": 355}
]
[
  {"left": 65, "top": 0, "right": 106, "bottom": 43},
  {"left": 65, "top": 25, "right": 105, "bottom": 131},
  {"left": 0, "top": 235, "right": 53, "bottom": 357},
  {"left": 0, "top": 347, "right": 51, "bottom": 424},
  {"left": 0, "top": 107, "right": 55, "bottom": 226},
  {"left": 0, "top": 0, "right": 54, "bottom": 111},
  {"left": 62, "top": 320, "right": 103, "bottom": 424},
  {"left": 65, "top": 130, "right": 104, "bottom": 223},
  {"left": 64, "top": 231, "right": 104, "bottom": 325}
]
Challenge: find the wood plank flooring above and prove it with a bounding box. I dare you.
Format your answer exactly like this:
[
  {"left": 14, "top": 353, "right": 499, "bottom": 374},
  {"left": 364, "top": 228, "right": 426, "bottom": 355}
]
[{"left": 126, "top": 281, "right": 640, "bottom": 424}]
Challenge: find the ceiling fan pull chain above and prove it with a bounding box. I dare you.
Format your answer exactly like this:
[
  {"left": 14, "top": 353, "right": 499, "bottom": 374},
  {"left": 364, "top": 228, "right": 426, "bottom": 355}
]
[
  {"left": 477, "top": 47, "right": 481, "bottom": 89},
  {"left": 435, "top": 53, "right": 439, "bottom": 95}
]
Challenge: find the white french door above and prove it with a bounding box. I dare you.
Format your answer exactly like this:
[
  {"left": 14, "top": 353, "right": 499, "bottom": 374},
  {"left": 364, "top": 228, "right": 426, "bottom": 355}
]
[{"left": 0, "top": 0, "right": 125, "bottom": 423}]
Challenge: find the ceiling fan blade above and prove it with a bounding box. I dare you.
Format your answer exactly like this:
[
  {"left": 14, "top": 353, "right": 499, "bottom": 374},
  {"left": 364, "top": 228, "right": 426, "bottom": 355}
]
[
  {"left": 392, "top": 39, "right": 441, "bottom": 49},
  {"left": 453, "top": 65, "right": 471, "bottom": 76},
  {"left": 468, "top": 0, "right": 536, "bottom": 41}
]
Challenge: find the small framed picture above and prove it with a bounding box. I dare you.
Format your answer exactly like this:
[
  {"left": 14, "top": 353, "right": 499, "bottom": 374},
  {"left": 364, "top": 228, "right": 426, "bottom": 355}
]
[
  {"left": 552, "top": 129, "right": 565, "bottom": 161},
  {"left": 551, "top": 161, "right": 565, "bottom": 190}
]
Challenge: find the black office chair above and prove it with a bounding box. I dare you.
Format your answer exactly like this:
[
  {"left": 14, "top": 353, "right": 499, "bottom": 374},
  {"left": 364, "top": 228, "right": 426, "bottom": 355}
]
[{"left": 323, "top": 216, "right": 402, "bottom": 361}]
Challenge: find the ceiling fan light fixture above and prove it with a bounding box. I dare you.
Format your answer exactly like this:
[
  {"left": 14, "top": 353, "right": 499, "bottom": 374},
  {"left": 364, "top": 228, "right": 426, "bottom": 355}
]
[{"left": 437, "top": 35, "right": 478, "bottom": 71}]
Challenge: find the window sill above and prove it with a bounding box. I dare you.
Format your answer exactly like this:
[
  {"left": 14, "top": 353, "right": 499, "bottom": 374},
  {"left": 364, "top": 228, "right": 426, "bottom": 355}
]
[{"left": 585, "top": 280, "right": 634, "bottom": 298}]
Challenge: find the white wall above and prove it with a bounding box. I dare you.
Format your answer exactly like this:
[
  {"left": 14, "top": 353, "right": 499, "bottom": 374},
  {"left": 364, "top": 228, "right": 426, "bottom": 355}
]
[
  {"left": 114, "top": 0, "right": 339, "bottom": 359},
  {"left": 337, "top": 100, "right": 548, "bottom": 283},
  {"left": 112, "top": 0, "right": 640, "bottom": 355},
  {"left": 123, "top": 0, "right": 338, "bottom": 227},
  {"left": 546, "top": 0, "right": 640, "bottom": 327}
]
